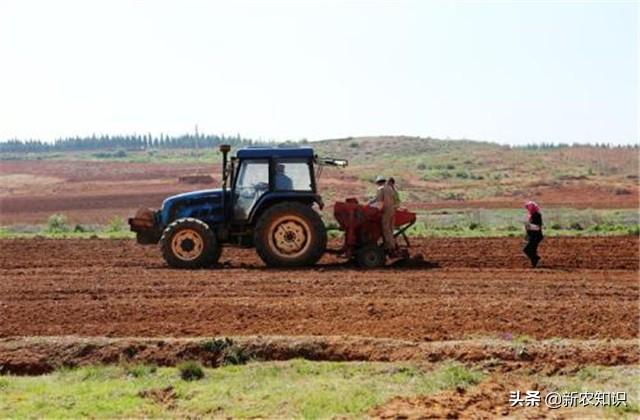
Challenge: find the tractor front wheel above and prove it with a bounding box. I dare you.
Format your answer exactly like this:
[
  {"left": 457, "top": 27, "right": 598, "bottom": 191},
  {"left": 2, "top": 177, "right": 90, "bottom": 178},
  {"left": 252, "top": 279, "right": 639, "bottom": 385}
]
[
  {"left": 254, "top": 202, "right": 326, "bottom": 267},
  {"left": 160, "top": 218, "right": 221, "bottom": 269}
]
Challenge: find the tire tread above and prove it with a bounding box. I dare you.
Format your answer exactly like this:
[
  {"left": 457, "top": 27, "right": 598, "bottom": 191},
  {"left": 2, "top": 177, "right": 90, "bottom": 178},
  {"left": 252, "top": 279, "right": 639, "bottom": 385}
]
[
  {"left": 254, "top": 202, "right": 326, "bottom": 267},
  {"left": 159, "top": 218, "right": 221, "bottom": 269}
]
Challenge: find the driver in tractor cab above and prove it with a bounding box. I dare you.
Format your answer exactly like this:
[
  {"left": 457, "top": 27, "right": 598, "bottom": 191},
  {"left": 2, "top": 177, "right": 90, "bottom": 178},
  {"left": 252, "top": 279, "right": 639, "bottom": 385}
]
[
  {"left": 275, "top": 163, "right": 293, "bottom": 190},
  {"left": 370, "top": 175, "right": 397, "bottom": 255}
]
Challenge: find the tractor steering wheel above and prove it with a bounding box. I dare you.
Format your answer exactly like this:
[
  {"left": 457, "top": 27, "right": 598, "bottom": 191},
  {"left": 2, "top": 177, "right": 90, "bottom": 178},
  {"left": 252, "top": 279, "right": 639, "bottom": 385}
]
[{"left": 238, "top": 182, "right": 268, "bottom": 199}]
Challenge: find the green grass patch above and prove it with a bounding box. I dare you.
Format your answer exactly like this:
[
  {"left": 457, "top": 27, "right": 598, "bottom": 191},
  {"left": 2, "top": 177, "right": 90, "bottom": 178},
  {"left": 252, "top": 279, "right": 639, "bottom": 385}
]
[
  {"left": 1, "top": 208, "right": 637, "bottom": 240},
  {"left": 0, "top": 227, "right": 135, "bottom": 240},
  {"left": 406, "top": 208, "right": 639, "bottom": 238},
  {"left": 124, "top": 364, "right": 158, "bottom": 378},
  {"left": 0, "top": 213, "right": 135, "bottom": 239},
  {"left": 177, "top": 361, "right": 205, "bottom": 381},
  {"left": 0, "top": 360, "right": 483, "bottom": 418}
]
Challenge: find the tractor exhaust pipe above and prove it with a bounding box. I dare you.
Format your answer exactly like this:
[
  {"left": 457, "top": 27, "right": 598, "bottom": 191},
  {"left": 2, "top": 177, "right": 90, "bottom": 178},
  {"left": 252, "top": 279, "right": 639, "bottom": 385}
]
[
  {"left": 220, "top": 144, "right": 231, "bottom": 223},
  {"left": 220, "top": 144, "right": 231, "bottom": 185}
]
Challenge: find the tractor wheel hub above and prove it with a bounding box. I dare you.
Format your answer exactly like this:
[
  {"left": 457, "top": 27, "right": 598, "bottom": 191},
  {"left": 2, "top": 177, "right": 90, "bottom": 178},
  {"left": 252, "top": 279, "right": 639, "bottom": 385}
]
[
  {"left": 171, "top": 229, "right": 204, "bottom": 261},
  {"left": 272, "top": 219, "right": 309, "bottom": 256}
]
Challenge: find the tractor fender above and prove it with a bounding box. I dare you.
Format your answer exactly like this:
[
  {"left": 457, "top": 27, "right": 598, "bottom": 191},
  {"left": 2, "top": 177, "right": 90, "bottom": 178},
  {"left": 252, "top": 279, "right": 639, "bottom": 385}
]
[{"left": 248, "top": 192, "right": 322, "bottom": 225}]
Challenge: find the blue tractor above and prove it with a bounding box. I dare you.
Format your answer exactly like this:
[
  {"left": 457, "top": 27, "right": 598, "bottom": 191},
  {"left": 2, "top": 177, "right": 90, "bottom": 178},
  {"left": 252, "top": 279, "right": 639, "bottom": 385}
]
[{"left": 129, "top": 145, "right": 346, "bottom": 268}]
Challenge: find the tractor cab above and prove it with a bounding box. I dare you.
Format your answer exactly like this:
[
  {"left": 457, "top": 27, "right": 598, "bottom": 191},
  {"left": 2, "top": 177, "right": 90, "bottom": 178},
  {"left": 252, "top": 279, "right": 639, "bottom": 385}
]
[{"left": 227, "top": 147, "right": 320, "bottom": 223}]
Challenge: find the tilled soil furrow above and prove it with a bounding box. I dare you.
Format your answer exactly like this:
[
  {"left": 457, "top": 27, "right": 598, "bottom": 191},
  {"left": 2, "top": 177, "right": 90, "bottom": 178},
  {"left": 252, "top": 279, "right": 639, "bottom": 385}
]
[{"left": 0, "top": 237, "right": 637, "bottom": 340}]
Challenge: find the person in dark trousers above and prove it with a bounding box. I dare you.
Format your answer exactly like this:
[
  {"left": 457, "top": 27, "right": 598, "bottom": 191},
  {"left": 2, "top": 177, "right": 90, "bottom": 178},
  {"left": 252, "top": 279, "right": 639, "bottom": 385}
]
[{"left": 523, "top": 201, "right": 543, "bottom": 267}]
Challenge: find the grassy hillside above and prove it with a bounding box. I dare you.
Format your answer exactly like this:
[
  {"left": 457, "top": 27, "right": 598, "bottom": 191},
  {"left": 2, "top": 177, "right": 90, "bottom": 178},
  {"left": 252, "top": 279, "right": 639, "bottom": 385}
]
[
  {"left": 314, "top": 136, "right": 638, "bottom": 202},
  {"left": 0, "top": 360, "right": 483, "bottom": 418}
]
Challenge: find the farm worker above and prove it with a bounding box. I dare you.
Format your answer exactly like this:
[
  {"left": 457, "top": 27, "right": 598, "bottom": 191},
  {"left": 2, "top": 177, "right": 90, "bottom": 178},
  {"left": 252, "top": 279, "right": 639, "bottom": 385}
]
[
  {"left": 371, "top": 175, "right": 397, "bottom": 254},
  {"left": 275, "top": 163, "right": 293, "bottom": 190},
  {"left": 523, "top": 201, "right": 543, "bottom": 267},
  {"left": 388, "top": 177, "right": 401, "bottom": 209}
]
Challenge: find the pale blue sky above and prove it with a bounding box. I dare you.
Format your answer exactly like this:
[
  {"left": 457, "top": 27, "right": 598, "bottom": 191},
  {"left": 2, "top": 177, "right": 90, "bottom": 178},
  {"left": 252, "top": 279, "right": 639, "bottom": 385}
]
[{"left": 0, "top": 0, "right": 637, "bottom": 144}]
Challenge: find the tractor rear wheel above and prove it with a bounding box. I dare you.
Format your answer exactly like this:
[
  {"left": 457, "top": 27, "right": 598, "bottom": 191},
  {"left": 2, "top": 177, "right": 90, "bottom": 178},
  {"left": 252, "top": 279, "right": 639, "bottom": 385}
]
[
  {"left": 254, "top": 202, "right": 326, "bottom": 267},
  {"left": 160, "top": 218, "right": 221, "bottom": 269},
  {"left": 356, "top": 245, "right": 386, "bottom": 268}
]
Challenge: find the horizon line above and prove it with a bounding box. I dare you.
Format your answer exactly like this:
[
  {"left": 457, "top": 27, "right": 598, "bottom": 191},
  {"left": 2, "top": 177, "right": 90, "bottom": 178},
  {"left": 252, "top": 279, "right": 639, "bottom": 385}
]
[{"left": 1, "top": 133, "right": 638, "bottom": 148}]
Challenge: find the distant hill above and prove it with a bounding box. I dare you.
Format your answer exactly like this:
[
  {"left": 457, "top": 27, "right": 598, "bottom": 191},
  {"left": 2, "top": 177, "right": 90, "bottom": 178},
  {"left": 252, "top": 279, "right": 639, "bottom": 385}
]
[{"left": 311, "top": 136, "right": 638, "bottom": 208}]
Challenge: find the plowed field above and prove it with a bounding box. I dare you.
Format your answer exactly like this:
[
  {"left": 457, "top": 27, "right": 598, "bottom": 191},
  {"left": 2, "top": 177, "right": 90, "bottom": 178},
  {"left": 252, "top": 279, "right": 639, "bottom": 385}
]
[{"left": 1, "top": 236, "right": 637, "bottom": 340}]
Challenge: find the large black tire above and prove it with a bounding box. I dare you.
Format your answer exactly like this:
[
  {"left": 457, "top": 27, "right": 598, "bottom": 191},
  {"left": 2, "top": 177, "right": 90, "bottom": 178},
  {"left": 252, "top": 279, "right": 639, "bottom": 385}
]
[
  {"left": 160, "top": 218, "right": 221, "bottom": 269},
  {"left": 254, "top": 202, "right": 327, "bottom": 267},
  {"left": 356, "top": 244, "right": 386, "bottom": 268}
]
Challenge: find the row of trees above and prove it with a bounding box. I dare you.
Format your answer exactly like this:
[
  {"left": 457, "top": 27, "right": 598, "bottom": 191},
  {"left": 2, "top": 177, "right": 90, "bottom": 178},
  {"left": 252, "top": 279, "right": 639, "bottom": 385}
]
[
  {"left": 0, "top": 133, "right": 269, "bottom": 153},
  {"left": 516, "top": 142, "right": 637, "bottom": 149},
  {"left": 0, "top": 135, "right": 635, "bottom": 153}
]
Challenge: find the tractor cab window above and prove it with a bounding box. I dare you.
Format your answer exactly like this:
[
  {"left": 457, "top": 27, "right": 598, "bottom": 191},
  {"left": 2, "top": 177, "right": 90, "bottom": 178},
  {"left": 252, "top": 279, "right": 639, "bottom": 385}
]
[
  {"left": 234, "top": 159, "right": 269, "bottom": 220},
  {"left": 274, "top": 160, "right": 312, "bottom": 191}
]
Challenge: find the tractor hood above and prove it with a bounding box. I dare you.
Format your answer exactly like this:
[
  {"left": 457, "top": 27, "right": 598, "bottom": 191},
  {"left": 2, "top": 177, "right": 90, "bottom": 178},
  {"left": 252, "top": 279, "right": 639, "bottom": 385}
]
[
  {"left": 162, "top": 188, "right": 223, "bottom": 209},
  {"left": 159, "top": 188, "right": 228, "bottom": 226}
]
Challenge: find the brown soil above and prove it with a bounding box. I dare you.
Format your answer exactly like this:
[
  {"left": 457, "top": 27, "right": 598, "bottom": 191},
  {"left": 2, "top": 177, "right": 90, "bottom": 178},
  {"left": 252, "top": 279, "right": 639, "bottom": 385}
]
[
  {"left": 0, "top": 160, "right": 210, "bottom": 183},
  {"left": 178, "top": 175, "right": 215, "bottom": 184},
  {"left": 0, "top": 237, "right": 637, "bottom": 341},
  {"left": 0, "top": 189, "right": 197, "bottom": 224},
  {"left": 0, "top": 160, "right": 216, "bottom": 224},
  {"left": 370, "top": 374, "right": 553, "bottom": 419}
]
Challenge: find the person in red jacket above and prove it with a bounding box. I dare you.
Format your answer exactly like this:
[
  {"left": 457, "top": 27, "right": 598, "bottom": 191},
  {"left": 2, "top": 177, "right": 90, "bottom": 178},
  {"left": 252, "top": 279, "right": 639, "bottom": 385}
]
[{"left": 523, "top": 201, "right": 543, "bottom": 267}]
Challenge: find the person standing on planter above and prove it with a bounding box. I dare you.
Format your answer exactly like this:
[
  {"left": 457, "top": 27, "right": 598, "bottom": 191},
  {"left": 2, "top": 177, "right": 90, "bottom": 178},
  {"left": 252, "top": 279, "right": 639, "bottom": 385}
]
[{"left": 370, "top": 175, "right": 397, "bottom": 256}]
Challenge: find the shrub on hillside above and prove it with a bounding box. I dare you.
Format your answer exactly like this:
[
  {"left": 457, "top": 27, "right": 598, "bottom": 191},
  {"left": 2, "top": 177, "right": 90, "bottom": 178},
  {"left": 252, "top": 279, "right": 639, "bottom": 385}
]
[
  {"left": 46, "top": 214, "right": 69, "bottom": 233},
  {"left": 178, "top": 361, "right": 204, "bottom": 381},
  {"left": 92, "top": 149, "right": 127, "bottom": 159},
  {"left": 125, "top": 364, "right": 157, "bottom": 378},
  {"left": 569, "top": 222, "right": 584, "bottom": 231},
  {"left": 443, "top": 192, "right": 465, "bottom": 201},
  {"left": 106, "top": 216, "right": 127, "bottom": 233},
  {"left": 201, "top": 338, "right": 251, "bottom": 366}
]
